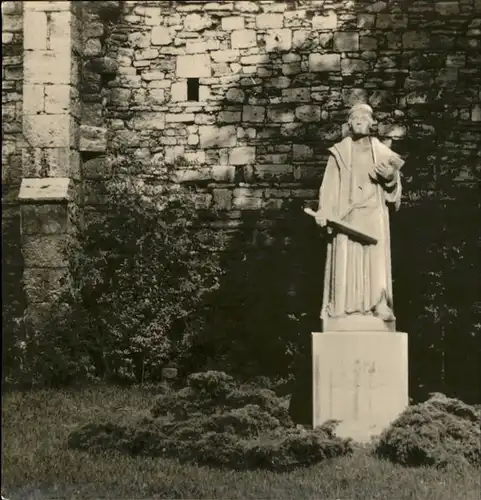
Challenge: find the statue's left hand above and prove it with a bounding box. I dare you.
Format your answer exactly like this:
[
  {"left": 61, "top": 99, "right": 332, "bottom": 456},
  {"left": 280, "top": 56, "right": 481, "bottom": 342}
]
[{"left": 374, "top": 161, "right": 396, "bottom": 182}]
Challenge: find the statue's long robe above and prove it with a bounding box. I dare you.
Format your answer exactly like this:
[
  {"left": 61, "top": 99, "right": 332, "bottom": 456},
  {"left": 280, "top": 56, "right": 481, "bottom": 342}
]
[{"left": 318, "top": 136, "right": 403, "bottom": 320}]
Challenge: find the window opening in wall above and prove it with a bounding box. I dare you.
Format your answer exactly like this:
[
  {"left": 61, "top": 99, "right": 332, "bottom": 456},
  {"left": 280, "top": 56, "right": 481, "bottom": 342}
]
[{"left": 187, "top": 78, "right": 200, "bottom": 101}]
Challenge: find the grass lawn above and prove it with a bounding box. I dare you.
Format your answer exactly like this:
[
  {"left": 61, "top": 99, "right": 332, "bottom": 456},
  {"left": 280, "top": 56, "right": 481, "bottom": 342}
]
[{"left": 2, "top": 384, "right": 480, "bottom": 500}]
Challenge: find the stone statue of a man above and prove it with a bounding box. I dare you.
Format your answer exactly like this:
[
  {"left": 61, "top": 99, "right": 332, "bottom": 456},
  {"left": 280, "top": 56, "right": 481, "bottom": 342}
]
[{"left": 314, "top": 104, "right": 404, "bottom": 331}]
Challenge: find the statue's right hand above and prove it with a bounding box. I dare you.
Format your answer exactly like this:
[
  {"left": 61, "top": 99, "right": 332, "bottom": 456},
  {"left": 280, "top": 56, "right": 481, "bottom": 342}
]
[
  {"left": 303, "top": 207, "right": 328, "bottom": 227},
  {"left": 314, "top": 212, "right": 328, "bottom": 227}
]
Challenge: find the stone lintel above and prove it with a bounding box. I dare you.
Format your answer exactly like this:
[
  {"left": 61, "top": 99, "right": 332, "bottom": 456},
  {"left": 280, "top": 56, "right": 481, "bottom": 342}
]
[{"left": 19, "top": 177, "right": 72, "bottom": 204}]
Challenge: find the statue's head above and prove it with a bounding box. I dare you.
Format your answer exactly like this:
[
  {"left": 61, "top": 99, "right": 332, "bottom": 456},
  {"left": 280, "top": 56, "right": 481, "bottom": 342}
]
[{"left": 348, "top": 103, "right": 374, "bottom": 137}]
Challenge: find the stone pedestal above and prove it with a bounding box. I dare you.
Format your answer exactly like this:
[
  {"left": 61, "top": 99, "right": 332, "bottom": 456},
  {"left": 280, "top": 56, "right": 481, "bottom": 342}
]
[{"left": 312, "top": 331, "right": 408, "bottom": 443}]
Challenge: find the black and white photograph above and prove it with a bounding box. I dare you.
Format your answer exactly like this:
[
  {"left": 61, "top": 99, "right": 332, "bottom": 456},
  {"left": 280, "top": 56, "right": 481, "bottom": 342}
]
[{"left": 2, "top": 0, "right": 480, "bottom": 498}]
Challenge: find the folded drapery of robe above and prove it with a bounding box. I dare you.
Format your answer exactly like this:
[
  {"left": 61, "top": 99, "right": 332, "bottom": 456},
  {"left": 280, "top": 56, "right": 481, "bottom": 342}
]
[{"left": 303, "top": 207, "right": 378, "bottom": 245}]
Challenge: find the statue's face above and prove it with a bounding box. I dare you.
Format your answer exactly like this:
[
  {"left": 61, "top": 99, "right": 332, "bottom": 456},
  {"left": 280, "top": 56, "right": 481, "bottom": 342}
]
[{"left": 349, "top": 112, "right": 372, "bottom": 136}]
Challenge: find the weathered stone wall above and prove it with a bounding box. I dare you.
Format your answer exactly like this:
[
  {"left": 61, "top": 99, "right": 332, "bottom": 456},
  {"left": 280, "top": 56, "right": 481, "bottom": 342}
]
[
  {"left": 2, "top": 1, "right": 25, "bottom": 351},
  {"left": 94, "top": 0, "right": 480, "bottom": 395},
  {"left": 2, "top": 0, "right": 480, "bottom": 395},
  {"left": 18, "top": 0, "right": 83, "bottom": 336},
  {"left": 98, "top": 0, "right": 481, "bottom": 213}
]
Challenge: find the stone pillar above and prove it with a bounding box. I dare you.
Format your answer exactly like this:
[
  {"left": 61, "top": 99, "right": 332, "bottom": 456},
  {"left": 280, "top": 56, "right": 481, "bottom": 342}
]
[{"left": 19, "top": 0, "right": 81, "bottom": 332}]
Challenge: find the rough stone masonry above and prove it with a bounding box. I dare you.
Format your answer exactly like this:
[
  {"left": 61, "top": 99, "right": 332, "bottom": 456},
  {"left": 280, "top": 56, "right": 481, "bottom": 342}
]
[{"left": 2, "top": 0, "right": 481, "bottom": 351}]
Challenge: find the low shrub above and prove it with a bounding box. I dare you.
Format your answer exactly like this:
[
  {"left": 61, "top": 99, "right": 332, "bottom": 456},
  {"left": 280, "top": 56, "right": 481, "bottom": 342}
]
[
  {"left": 374, "top": 392, "right": 481, "bottom": 468},
  {"left": 69, "top": 371, "right": 353, "bottom": 471}
]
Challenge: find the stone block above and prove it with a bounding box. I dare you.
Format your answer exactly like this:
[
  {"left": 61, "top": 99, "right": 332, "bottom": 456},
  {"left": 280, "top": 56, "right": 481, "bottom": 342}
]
[
  {"left": 293, "top": 144, "right": 313, "bottom": 160},
  {"left": 83, "top": 156, "right": 110, "bottom": 179},
  {"left": 472, "top": 105, "right": 481, "bottom": 122},
  {"left": 211, "top": 50, "right": 240, "bottom": 63},
  {"left": 292, "top": 29, "right": 309, "bottom": 49},
  {"left": 342, "top": 88, "right": 369, "bottom": 106},
  {"left": 22, "top": 235, "right": 68, "bottom": 267},
  {"left": 23, "top": 11, "right": 48, "bottom": 50},
  {"left": 84, "top": 38, "right": 103, "bottom": 57},
  {"left": 184, "top": 13, "right": 213, "bottom": 31},
  {"left": 282, "top": 87, "right": 310, "bottom": 103},
  {"left": 435, "top": 1, "right": 460, "bottom": 15},
  {"left": 234, "top": 1, "right": 259, "bottom": 13},
  {"left": 229, "top": 146, "right": 255, "bottom": 165},
  {"left": 89, "top": 56, "right": 118, "bottom": 76},
  {"left": 213, "top": 188, "right": 233, "bottom": 210},
  {"left": 267, "top": 108, "right": 295, "bottom": 123},
  {"left": 403, "top": 31, "right": 430, "bottom": 49},
  {"left": 312, "top": 331, "right": 408, "bottom": 443},
  {"left": 23, "top": 268, "right": 69, "bottom": 304},
  {"left": 151, "top": 26, "right": 173, "bottom": 45},
  {"left": 130, "top": 113, "right": 166, "bottom": 130},
  {"left": 309, "top": 53, "right": 340, "bottom": 72},
  {"left": 20, "top": 204, "right": 69, "bottom": 235},
  {"left": 212, "top": 165, "right": 236, "bottom": 182},
  {"left": 376, "top": 14, "right": 408, "bottom": 29},
  {"left": 243, "top": 105, "right": 266, "bottom": 122},
  {"left": 265, "top": 29, "right": 292, "bottom": 53},
  {"left": 357, "top": 13, "right": 375, "bottom": 28},
  {"left": 360, "top": 36, "right": 378, "bottom": 50},
  {"left": 222, "top": 16, "right": 245, "bottom": 31},
  {"left": 45, "top": 85, "right": 70, "bottom": 114},
  {"left": 341, "top": 58, "right": 370, "bottom": 74},
  {"left": 256, "top": 13, "right": 283, "bottom": 29},
  {"left": 164, "top": 146, "right": 185, "bottom": 165},
  {"left": 49, "top": 11, "right": 73, "bottom": 53},
  {"left": 334, "top": 32, "right": 359, "bottom": 52},
  {"left": 135, "top": 48, "right": 158, "bottom": 61},
  {"left": 219, "top": 111, "right": 242, "bottom": 123},
  {"left": 406, "top": 91, "right": 428, "bottom": 105},
  {"left": 22, "top": 147, "right": 77, "bottom": 179},
  {"left": 24, "top": 51, "right": 71, "bottom": 84},
  {"left": 296, "top": 105, "right": 321, "bottom": 122},
  {"left": 2, "top": 32, "right": 13, "bottom": 44},
  {"left": 166, "top": 113, "right": 195, "bottom": 123},
  {"left": 231, "top": 29, "right": 257, "bottom": 49},
  {"left": 171, "top": 82, "right": 188, "bottom": 102},
  {"left": 19, "top": 178, "right": 72, "bottom": 203},
  {"left": 110, "top": 88, "right": 131, "bottom": 106},
  {"left": 23, "top": 114, "right": 72, "bottom": 148},
  {"left": 141, "top": 70, "right": 164, "bottom": 81},
  {"left": 2, "top": 1, "right": 22, "bottom": 15},
  {"left": 254, "top": 164, "right": 293, "bottom": 182},
  {"left": 188, "top": 134, "right": 199, "bottom": 146},
  {"left": 446, "top": 53, "right": 466, "bottom": 68},
  {"left": 24, "top": 1, "right": 72, "bottom": 12},
  {"left": 312, "top": 11, "right": 337, "bottom": 30},
  {"left": 233, "top": 196, "right": 263, "bottom": 210},
  {"left": 176, "top": 54, "right": 212, "bottom": 77},
  {"left": 194, "top": 193, "right": 213, "bottom": 209},
  {"left": 199, "top": 125, "right": 237, "bottom": 148},
  {"left": 173, "top": 168, "right": 211, "bottom": 183},
  {"left": 204, "top": 1, "right": 234, "bottom": 10},
  {"left": 3, "top": 14, "right": 22, "bottom": 32},
  {"left": 79, "top": 125, "right": 107, "bottom": 153},
  {"left": 226, "top": 88, "right": 245, "bottom": 103},
  {"left": 23, "top": 85, "right": 45, "bottom": 115},
  {"left": 111, "top": 129, "right": 140, "bottom": 149},
  {"left": 148, "top": 88, "right": 166, "bottom": 105}
]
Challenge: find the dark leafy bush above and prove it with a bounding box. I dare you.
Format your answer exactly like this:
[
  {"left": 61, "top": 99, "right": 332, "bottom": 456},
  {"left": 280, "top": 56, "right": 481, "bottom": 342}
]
[
  {"left": 13, "top": 156, "right": 223, "bottom": 386},
  {"left": 374, "top": 393, "right": 481, "bottom": 468},
  {"left": 187, "top": 370, "right": 236, "bottom": 397},
  {"left": 69, "top": 371, "right": 353, "bottom": 470}
]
